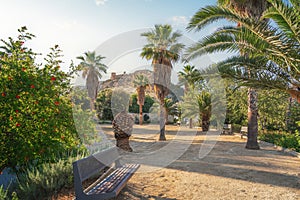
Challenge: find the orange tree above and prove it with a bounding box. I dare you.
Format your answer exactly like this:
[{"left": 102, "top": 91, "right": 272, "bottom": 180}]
[{"left": 0, "top": 27, "right": 81, "bottom": 172}]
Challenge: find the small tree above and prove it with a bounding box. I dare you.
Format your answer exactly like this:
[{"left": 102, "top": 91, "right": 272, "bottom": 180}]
[
  {"left": 197, "top": 91, "right": 212, "bottom": 131},
  {"left": 77, "top": 51, "right": 107, "bottom": 110},
  {"left": 0, "top": 27, "right": 80, "bottom": 171},
  {"left": 133, "top": 75, "right": 149, "bottom": 125}
]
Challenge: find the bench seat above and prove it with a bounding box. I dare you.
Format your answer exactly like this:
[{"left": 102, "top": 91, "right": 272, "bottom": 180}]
[
  {"left": 86, "top": 164, "right": 140, "bottom": 195},
  {"left": 73, "top": 147, "right": 140, "bottom": 200}
]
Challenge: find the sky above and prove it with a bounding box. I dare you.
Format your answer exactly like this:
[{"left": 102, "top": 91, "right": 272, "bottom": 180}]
[{"left": 0, "top": 0, "right": 229, "bottom": 82}]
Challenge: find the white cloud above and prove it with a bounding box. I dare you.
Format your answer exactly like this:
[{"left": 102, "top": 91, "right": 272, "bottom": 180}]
[
  {"left": 95, "top": 0, "right": 108, "bottom": 6},
  {"left": 170, "top": 16, "right": 190, "bottom": 27}
]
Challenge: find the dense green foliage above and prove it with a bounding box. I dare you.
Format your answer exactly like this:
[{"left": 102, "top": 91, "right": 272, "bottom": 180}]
[
  {"left": 129, "top": 94, "right": 155, "bottom": 113},
  {"left": 225, "top": 84, "right": 300, "bottom": 132},
  {"left": 96, "top": 88, "right": 132, "bottom": 122},
  {"left": 0, "top": 27, "right": 81, "bottom": 172},
  {"left": 0, "top": 185, "right": 18, "bottom": 200},
  {"left": 225, "top": 86, "right": 247, "bottom": 126},
  {"left": 95, "top": 89, "right": 113, "bottom": 121},
  {"left": 259, "top": 130, "right": 300, "bottom": 152},
  {"left": 16, "top": 151, "right": 86, "bottom": 199}
]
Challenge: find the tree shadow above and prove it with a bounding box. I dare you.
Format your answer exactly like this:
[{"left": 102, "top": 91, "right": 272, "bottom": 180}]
[
  {"left": 116, "top": 184, "right": 177, "bottom": 200},
  {"left": 99, "top": 125, "right": 300, "bottom": 190}
]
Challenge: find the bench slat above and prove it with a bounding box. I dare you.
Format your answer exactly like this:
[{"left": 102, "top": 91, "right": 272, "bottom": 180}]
[
  {"left": 87, "top": 164, "right": 140, "bottom": 195},
  {"left": 73, "top": 147, "right": 140, "bottom": 200}
]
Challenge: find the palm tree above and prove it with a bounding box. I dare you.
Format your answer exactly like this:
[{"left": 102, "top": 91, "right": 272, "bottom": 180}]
[
  {"left": 178, "top": 65, "right": 201, "bottom": 91},
  {"left": 178, "top": 65, "right": 202, "bottom": 128},
  {"left": 164, "top": 98, "right": 179, "bottom": 124},
  {"left": 140, "top": 24, "right": 184, "bottom": 141},
  {"left": 197, "top": 91, "right": 212, "bottom": 131},
  {"left": 217, "top": 0, "right": 270, "bottom": 151},
  {"left": 186, "top": 0, "right": 274, "bottom": 149},
  {"left": 77, "top": 51, "right": 107, "bottom": 110},
  {"left": 133, "top": 74, "right": 149, "bottom": 125}
]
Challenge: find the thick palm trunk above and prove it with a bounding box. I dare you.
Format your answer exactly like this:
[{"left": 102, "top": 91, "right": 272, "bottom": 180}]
[
  {"left": 139, "top": 104, "right": 143, "bottom": 125},
  {"left": 201, "top": 113, "right": 210, "bottom": 132},
  {"left": 153, "top": 60, "right": 171, "bottom": 141},
  {"left": 137, "top": 87, "right": 146, "bottom": 125},
  {"left": 246, "top": 87, "right": 260, "bottom": 149},
  {"left": 89, "top": 98, "right": 95, "bottom": 110},
  {"left": 165, "top": 111, "right": 169, "bottom": 125},
  {"left": 113, "top": 111, "right": 134, "bottom": 152},
  {"left": 159, "top": 103, "right": 166, "bottom": 141}
]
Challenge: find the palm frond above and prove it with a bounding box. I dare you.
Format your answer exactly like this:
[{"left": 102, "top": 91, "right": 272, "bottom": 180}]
[{"left": 264, "top": 0, "right": 300, "bottom": 43}]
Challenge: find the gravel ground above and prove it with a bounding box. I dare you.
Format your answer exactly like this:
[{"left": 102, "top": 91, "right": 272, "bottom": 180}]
[{"left": 57, "top": 125, "right": 300, "bottom": 200}]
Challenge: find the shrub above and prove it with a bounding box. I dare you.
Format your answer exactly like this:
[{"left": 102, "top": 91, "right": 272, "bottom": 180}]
[
  {"left": 0, "top": 27, "right": 81, "bottom": 171},
  {"left": 259, "top": 131, "right": 300, "bottom": 152},
  {"left": 0, "top": 185, "right": 18, "bottom": 200},
  {"left": 16, "top": 151, "right": 86, "bottom": 199},
  {"left": 95, "top": 89, "right": 113, "bottom": 121}
]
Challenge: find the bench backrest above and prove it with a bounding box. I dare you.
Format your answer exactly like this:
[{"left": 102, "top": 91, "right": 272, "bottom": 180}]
[
  {"left": 73, "top": 147, "right": 120, "bottom": 182},
  {"left": 241, "top": 126, "right": 248, "bottom": 132},
  {"left": 223, "top": 124, "right": 232, "bottom": 129}
]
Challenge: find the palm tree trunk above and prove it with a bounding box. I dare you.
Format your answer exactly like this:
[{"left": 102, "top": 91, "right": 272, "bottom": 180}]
[
  {"left": 159, "top": 103, "right": 166, "bottom": 141},
  {"left": 184, "top": 86, "right": 193, "bottom": 129},
  {"left": 89, "top": 98, "right": 95, "bottom": 110},
  {"left": 189, "top": 118, "right": 193, "bottom": 128},
  {"left": 165, "top": 111, "right": 169, "bottom": 125},
  {"left": 246, "top": 87, "right": 260, "bottom": 149},
  {"left": 201, "top": 114, "right": 210, "bottom": 132},
  {"left": 139, "top": 104, "right": 143, "bottom": 125}
]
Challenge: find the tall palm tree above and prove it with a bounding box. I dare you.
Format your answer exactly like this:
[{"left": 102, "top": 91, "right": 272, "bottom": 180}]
[
  {"left": 218, "top": 0, "right": 270, "bottom": 151},
  {"left": 187, "top": 0, "right": 272, "bottom": 149},
  {"left": 133, "top": 74, "right": 149, "bottom": 125},
  {"left": 77, "top": 51, "right": 107, "bottom": 110},
  {"left": 178, "top": 65, "right": 202, "bottom": 128},
  {"left": 141, "top": 24, "right": 184, "bottom": 141}
]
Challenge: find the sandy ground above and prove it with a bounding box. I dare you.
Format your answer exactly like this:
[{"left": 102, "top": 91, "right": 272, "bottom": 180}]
[{"left": 57, "top": 124, "right": 300, "bottom": 200}]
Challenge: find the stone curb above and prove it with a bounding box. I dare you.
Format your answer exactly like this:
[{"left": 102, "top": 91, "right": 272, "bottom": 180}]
[{"left": 233, "top": 133, "right": 300, "bottom": 159}]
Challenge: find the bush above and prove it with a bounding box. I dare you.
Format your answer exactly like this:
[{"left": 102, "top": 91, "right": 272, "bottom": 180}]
[
  {"left": 16, "top": 151, "right": 86, "bottom": 199},
  {"left": 95, "top": 89, "right": 113, "bottom": 121},
  {"left": 259, "top": 131, "right": 300, "bottom": 152},
  {"left": 0, "top": 27, "right": 81, "bottom": 171},
  {"left": 0, "top": 185, "right": 18, "bottom": 200}
]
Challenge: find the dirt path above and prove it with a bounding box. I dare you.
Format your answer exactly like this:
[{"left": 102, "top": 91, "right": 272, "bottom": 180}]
[
  {"left": 117, "top": 125, "right": 300, "bottom": 200},
  {"left": 59, "top": 124, "right": 300, "bottom": 200}
]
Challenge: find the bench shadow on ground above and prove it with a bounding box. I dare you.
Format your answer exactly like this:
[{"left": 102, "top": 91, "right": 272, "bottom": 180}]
[{"left": 115, "top": 185, "right": 177, "bottom": 200}]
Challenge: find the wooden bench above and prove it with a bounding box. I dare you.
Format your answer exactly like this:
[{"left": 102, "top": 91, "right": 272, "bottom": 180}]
[
  {"left": 222, "top": 124, "right": 232, "bottom": 135},
  {"left": 240, "top": 126, "right": 248, "bottom": 139},
  {"left": 73, "top": 147, "right": 140, "bottom": 200}
]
